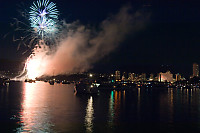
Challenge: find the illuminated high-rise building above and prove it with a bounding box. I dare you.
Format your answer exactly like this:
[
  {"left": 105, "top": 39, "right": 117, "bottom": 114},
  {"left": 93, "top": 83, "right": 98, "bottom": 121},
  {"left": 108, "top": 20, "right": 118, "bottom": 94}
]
[
  {"left": 176, "top": 73, "right": 181, "bottom": 81},
  {"left": 123, "top": 72, "right": 127, "bottom": 79},
  {"left": 122, "top": 75, "right": 125, "bottom": 81},
  {"left": 149, "top": 73, "right": 154, "bottom": 81},
  {"left": 159, "top": 71, "right": 173, "bottom": 83},
  {"left": 141, "top": 73, "right": 146, "bottom": 81},
  {"left": 139, "top": 73, "right": 146, "bottom": 81},
  {"left": 115, "top": 70, "right": 121, "bottom": 80},
  {"left": 128, "top": 73, "right": 136, "bottom": 81},
  {"left": 193, "top": 63, "right": 199, "bottom": 77}
]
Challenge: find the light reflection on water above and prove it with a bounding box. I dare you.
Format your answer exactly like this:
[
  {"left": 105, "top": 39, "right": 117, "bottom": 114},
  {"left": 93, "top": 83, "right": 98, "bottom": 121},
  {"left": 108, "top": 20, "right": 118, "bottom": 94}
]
[
  {"left": 168, "top": 88, "right": 174, "bottom": 123},
  {"left": 108, "top": 91, "right": 114, "bottom": 123},
  {"left": 2, "top": 82, "right": 200, "bottom": 132},
  {"left": 137, "top": 88, "right": 141, "bottom": 120},
  {"left": 17, "top": 82, "right": 54, "bottom": 132},
  {"left": 114, "top": 91, "right": 121, "bottom": 121},
  {"left": 85, "top": 96, "right": 94, "bottom": 133}
]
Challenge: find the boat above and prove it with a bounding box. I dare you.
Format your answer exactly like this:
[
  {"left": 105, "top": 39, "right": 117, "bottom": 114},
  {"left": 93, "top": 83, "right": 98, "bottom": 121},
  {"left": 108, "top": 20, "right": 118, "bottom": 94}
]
[
  {"left": 55, "top": 80, "right": 61, "bottom": 84},
  {"left": 49, "top": 80, "right": 55, "bottom": 85},
  {"left": 74, "top": 81, "right": 100, "bottom": 94},
  {"left": 25, "top": 79, "right": 36, "bottom": 83},
  {"left": 62, "top": 80, "right": 70, "bottom": 84},
  {"left": 0, "top": 78, "right": 10, "bottom": 88}
]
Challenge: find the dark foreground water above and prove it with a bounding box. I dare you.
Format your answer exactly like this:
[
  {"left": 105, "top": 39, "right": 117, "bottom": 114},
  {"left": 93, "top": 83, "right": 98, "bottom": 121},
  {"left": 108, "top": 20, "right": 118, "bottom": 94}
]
[{"left": 1, "top": 81, "right": 200, "bottom": 132}]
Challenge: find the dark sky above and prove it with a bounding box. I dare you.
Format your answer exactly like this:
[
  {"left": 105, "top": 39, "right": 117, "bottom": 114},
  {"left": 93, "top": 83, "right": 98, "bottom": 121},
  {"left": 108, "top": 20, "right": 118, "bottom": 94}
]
[{"left": 1, "top": 0, "right": 200, "bottom": 77}]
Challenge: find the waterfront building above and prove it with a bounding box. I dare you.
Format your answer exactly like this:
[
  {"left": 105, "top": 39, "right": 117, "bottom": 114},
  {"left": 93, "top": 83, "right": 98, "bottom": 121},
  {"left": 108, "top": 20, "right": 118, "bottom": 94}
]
[
  {"left": 176, "top": 73, "right": 181, "bottom": 81},
  {"left": 122, "top": 75, "right": 125, "bottom": 81},
  {"left": 128, "top": 73, "right": 136, "bottom": 81},
  {"left": 138, "top": 73, "right": 146, "bottom": 81},
  {"left": 159, "top": 71, "right": 174, "bottom": 83},
  {"left": 149, "top": 73, "right": 154, "bottom": 81},
  {"left": 115, "top": 70, "right": 121, "bottom": 80},
  {"left": 141, "top": 73, "right": 146, "bottom": 81},
  {"left": 193, "top": 63, "right": 199, "bottom": 77},
  {"left": 122, "top": 72, "right": 128, "bottom": 81}
]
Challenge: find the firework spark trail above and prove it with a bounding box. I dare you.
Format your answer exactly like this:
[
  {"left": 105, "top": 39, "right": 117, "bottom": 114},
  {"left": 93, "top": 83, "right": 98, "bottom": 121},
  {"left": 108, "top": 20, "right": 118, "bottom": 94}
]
[{"left": 16, "top": 42, "right": 50, "bottom": 80}]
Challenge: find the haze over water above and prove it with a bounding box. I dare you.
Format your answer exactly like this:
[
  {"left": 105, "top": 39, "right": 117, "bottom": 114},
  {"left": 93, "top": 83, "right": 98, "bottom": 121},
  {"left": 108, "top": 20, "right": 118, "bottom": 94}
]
[{"left": 1, "top": 81, "right": 200, "bottom": 132}]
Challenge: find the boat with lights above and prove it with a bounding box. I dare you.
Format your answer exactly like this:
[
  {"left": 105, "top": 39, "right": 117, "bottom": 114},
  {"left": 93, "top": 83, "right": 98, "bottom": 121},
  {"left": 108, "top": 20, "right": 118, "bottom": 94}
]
[{"left": 74, "top": 80, "right": 100, "bottom": 94}]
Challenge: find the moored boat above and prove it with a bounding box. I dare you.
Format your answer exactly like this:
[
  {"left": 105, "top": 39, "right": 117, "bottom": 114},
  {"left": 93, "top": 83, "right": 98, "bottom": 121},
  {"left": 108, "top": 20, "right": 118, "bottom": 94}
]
[
  {"left": 49, "top": 80, "right": 55, "bottom": 85},
  {"left": 75, "top": 81, "right": 100, "bottom": 94},
  {"left": 62, "top": 80, "right": 70, "bottom": 84},
  {"left": 25, "top": 79, "right": 36, "bottom": 83}
]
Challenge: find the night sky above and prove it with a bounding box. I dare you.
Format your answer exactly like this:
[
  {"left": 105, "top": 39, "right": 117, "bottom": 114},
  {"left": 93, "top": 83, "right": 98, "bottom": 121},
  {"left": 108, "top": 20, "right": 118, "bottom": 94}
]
[{"left": 1, "top": 0, "right": 200, "bottom": 77}]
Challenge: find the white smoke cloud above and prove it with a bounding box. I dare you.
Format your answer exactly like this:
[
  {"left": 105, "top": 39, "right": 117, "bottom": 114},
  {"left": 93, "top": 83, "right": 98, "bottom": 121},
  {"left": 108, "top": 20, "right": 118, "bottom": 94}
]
[{"left": 27, "top": 5, "right": 150, "bottom": 77}]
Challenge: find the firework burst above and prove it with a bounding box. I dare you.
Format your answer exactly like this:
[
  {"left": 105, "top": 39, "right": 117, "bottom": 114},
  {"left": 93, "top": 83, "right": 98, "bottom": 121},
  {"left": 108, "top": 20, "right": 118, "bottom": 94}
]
[
  {"left": 24, "top": 0, "right": 60, "bottom": 79},
  {"left": 15, "top": 0, "right": 60, "bottom": 80},
  {"left": 29, "top": 0, "right": 59, "bottom": 39}
]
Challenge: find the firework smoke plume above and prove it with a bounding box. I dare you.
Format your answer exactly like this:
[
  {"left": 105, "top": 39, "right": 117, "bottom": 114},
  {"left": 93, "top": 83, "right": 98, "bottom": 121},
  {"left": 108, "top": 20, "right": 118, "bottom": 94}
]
[{"left": 25, "top": 5, "right": 149, "bottom": 78}]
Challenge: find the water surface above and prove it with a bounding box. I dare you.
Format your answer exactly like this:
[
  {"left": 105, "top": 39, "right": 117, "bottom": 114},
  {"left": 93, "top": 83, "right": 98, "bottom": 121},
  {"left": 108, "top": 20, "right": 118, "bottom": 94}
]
[{"left": 1, "top": 81, "right": 200, "bottom": 132}]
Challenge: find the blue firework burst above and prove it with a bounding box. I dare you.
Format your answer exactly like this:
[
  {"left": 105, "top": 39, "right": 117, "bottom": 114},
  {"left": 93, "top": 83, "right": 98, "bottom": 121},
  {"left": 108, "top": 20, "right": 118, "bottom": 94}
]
[{"left": 29, "top": 0, "right": 59, "bottom": 39}]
